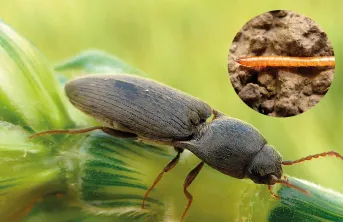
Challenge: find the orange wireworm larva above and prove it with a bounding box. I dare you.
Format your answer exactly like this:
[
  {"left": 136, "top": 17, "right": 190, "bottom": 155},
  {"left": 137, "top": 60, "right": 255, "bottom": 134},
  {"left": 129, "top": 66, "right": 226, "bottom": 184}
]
[{"left": 237, "top": 56, "right": 335, "bottom": 67}]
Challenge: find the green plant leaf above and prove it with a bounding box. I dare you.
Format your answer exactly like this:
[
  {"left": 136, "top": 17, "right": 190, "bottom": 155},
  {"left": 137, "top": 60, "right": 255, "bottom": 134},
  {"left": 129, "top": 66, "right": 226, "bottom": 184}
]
[
  {"left": 55, "top": 50, "right": 147, "bottom": 77},
  {"left": 73, "top": 132, "right": 170, "bottom": 220},
  {"left": 0, "top": 121, "right": 65, "bottom": 222},
  {"left": 0, "top": 21, "right": 73, "bottom": 132},
  {"left": 269, "top": 177, "right": 343, "bottom": 221},
  {"left": 238, "top": 177, "right": 343, "bottom": 221},
  {"left": 0, "top": 20, "right": 71, "bottom": 222}
]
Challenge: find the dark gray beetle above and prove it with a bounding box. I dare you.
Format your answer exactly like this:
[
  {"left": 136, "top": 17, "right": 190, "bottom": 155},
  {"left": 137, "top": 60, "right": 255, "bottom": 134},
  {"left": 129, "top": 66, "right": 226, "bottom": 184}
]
[{"left": 30, "top": 74, "right": 343, "bottom": 222}]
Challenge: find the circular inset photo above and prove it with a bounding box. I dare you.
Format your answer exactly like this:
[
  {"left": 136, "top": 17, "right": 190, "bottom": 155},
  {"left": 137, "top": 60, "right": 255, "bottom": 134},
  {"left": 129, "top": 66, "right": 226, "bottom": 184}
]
[{"left": 228, "top": 10, "right": 335, "bottom": 117}]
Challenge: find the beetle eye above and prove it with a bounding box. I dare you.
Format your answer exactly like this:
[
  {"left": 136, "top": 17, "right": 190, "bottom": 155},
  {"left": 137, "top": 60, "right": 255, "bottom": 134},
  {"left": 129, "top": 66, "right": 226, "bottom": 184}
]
[
  {"left": 248, "top": 169, "right": 273, "bottom": 185},
  {"left": 199, "top": 118, "right": 206, "bottom": 124},
  {"left": 251, "top": 168, "right": 263, "bottom": 177}
]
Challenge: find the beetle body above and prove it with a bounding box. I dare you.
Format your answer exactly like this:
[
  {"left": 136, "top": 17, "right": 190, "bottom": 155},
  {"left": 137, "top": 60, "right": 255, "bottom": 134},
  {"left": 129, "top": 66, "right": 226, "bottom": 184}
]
[
  {"left": 65, "top": 74, "right": 212, "bottom": 142},
  {"left": 31, "top": 74, "right": 340, "bottom": 222},
  {"left": 65, "top": 74, "right": 283, "bottom": 184}
]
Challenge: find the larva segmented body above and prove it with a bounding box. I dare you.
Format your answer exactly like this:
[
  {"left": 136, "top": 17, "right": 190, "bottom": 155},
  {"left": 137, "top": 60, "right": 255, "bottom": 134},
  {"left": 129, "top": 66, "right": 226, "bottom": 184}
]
[{"left": 237, "top": 56, "right": 335, "bottom": 67}]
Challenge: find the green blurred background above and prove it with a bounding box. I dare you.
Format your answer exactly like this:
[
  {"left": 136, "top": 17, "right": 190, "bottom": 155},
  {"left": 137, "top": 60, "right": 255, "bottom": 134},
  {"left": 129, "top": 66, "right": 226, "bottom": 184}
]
[{"left": 1, "top": 0, "right": 343, "bottom": 219}]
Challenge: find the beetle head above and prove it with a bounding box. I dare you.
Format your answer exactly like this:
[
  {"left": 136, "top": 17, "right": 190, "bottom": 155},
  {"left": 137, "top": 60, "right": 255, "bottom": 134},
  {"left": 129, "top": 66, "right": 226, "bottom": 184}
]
[
  {"left": 246, "top": 144, "right": 283, "bottom": 185},
  {"left": 246, "top": 144, "right": 309, "bottom": 197}
]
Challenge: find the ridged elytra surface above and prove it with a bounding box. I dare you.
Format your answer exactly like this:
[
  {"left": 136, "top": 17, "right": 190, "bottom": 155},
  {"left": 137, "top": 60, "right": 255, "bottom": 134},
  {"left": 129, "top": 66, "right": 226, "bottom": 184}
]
[{"left": 65, "top": 74, "right": 212, "bottom": 141}]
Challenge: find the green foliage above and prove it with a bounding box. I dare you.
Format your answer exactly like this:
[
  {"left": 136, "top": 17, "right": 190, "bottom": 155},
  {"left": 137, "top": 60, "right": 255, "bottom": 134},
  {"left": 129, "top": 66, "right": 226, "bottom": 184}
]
[
  {"left": 0, "top": 121, "right": 64, "bottom": 221},
  {"left": 0, "top": 20, "right": 70, "bottom": 221},
  {"left": 0, "top": 22, "right": 72, "bottom": 133},
  {"left": 270, "top": 178, "right": 343, "bottom": 221},
  {"left": 55, "top": 50, "right": 147, "bottom": 77},
  {"left": 239, "top": 177, "right": 343, "bottom": 221}
]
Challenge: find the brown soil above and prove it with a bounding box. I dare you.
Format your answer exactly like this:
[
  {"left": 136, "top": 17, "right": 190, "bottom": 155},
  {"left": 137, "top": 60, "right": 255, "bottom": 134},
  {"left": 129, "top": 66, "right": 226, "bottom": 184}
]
[{"left": 228, "top": 10, "right": 334, "bottom": 117}]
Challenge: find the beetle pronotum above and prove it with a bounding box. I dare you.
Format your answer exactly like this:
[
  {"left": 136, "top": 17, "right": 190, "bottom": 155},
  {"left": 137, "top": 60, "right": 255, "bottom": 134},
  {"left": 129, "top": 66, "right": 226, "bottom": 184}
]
[
  {"left": 30, "top": 74, "right": 343, "bottom": 222},
  {"left": 237, "top": 56, "right": 335, "bottom": 67}
]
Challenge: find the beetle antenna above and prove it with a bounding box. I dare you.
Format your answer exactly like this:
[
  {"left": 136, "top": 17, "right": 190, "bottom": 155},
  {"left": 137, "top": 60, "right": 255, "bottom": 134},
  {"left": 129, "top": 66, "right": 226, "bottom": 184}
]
[
  {"left": 282, "top": 151, "right": 343, "bottom": 166},
  {"left": 270, "top": 175, "right": 310, "bottom": 197}
]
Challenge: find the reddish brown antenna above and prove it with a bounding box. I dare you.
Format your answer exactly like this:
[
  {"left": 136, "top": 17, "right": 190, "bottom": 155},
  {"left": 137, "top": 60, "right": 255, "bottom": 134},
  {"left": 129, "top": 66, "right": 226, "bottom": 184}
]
[
  {"left": 282, "top": 151, "right": 343, "bottom": 166},
  {"left": 267, "top": 151, "right": 343, "bottom": 198}
]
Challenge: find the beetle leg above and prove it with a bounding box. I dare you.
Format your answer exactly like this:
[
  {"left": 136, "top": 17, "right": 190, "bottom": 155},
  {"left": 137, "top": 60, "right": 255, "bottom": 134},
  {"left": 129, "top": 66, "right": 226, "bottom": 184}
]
[
  {"left": 180, "top": 161, "right": 204, "bottom": 222},
  {"left": 282, "top": 151, "right": 343, "bottom": 165},
  {"left": 142, "top": 148, "right": 183, "bottom": 209},
  {"left": 29, "top": 126, "right": 105, "bottom": 139},
  {"left": 268, "top": 185, "right": 280, "bottom": 199},
  {"left": 29, "top": 126, "right": 137, "bottom": 139}
]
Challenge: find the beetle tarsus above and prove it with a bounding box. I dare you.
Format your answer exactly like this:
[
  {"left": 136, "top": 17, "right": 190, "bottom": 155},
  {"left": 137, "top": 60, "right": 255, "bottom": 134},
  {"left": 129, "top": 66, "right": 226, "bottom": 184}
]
[
  {"left": 180, "top": 161, "right": 204, "bottom": 222},
  {"left": 268, "top": 185, "right": 280, "bottom": 199}
]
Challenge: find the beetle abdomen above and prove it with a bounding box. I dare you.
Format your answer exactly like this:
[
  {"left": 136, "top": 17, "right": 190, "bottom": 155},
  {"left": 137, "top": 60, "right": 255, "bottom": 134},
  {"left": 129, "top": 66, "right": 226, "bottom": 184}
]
[{"left": 65, "top": 74, "right": 212, "bottom": 141}]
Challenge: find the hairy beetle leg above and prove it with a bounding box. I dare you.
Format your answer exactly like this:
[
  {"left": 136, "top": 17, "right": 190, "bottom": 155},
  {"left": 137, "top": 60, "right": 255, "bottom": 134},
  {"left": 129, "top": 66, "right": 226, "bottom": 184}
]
[
  {"left": 282, "top": 151, "right": 343, "bottom": 165},
  {"left": 142, "top": 148, "right": 183, "bottom": 209},
  {"left": 29, "top": 126, "right": 137, "bottom": 139},
  {"left": 181, "top": 161, "right": 204, "bottom": 222}
]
